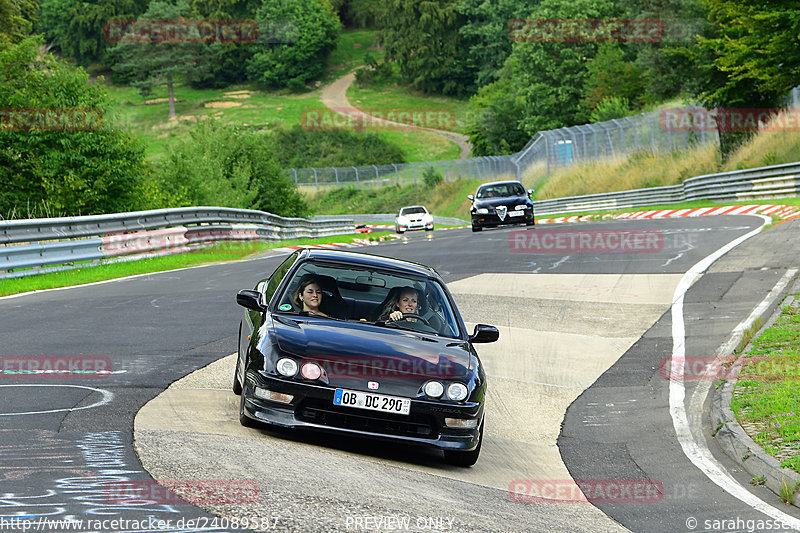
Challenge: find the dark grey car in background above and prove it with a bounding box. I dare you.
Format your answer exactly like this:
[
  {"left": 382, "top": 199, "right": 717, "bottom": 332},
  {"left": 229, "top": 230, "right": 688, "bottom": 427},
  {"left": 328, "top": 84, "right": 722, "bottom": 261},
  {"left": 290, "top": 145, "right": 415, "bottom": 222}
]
[{"left": 468, "top": 181, "right": 535, "bottom": 232}]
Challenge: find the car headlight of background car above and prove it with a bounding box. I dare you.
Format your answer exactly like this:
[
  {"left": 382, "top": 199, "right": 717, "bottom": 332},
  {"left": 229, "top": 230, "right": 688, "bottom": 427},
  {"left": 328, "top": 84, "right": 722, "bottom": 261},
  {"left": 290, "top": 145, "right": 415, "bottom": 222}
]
[
  {"left": 473, "top": 208, "right": 489, "bottom": 214},
  {"left": 515, "top": 204, "right": 528, "bottom": 210}
]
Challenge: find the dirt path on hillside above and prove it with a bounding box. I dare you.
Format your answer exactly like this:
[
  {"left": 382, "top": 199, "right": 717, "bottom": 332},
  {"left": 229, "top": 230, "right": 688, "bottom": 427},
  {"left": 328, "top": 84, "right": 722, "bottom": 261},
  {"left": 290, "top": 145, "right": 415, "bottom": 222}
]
[{"left": 320, "top": 72, "right": 472, "bottom": 159}]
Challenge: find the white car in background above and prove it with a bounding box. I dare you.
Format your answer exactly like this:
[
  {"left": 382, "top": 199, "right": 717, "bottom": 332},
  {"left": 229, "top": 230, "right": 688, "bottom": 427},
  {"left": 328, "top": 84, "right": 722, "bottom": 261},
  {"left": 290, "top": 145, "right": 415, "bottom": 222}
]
[{"left": 395, "top": 205, "right": 434, "bottom": 233}]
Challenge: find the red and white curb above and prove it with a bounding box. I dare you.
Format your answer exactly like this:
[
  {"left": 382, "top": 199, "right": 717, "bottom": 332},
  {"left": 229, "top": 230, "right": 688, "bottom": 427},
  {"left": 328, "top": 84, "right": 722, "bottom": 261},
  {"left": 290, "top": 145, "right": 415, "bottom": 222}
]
[
  {"left": 536, "top": 204, "right": 800, "bottom": 225},
  {"left": 270, "top": 234, "right": 401, "bottom": 253}
]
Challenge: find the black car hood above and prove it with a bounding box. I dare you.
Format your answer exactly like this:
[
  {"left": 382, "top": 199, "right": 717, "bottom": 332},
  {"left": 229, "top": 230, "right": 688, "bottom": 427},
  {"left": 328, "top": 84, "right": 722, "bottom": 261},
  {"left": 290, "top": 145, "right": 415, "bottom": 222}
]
[
  {"left": 472, "top": 196, "right": 529, "bottom": 209},
  {"left": 272, "top": 317, "right": 471, "bottom": 380}
]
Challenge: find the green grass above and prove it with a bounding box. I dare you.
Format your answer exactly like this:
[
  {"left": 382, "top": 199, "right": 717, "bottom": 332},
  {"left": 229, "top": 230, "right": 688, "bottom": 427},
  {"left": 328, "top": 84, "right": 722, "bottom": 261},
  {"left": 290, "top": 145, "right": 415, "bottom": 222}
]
[
  {"left": 323, "top": 29, "right": 381, "bottom": 82},
  {"left": 731, "top": 294, "right": 800, "bottom": 474},
  {"left": 0, "top": 233, "right": 392, "bottom": 297},
  {"left": 347, "top": 82, "right": 475, "bottom": 135}
]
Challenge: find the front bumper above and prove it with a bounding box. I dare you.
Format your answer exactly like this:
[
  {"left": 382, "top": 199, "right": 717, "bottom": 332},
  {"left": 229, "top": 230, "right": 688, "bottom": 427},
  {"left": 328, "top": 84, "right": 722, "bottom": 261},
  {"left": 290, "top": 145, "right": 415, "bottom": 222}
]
[
  {"left": 472, "top": 209, "right": 533, "bottom": 228},
  {"left": 241, "top": 373, "right": 482, "bottom": 451}
]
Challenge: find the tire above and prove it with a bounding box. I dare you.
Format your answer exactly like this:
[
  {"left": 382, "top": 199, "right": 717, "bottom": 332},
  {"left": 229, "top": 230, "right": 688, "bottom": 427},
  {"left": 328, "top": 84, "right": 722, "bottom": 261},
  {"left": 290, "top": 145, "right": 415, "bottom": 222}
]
[
  {"left": 425, "top": 227, "right": 434, "bottom": 231},
  {"left": 526, "top": 219, "right": 535, "bottom": 227},
  {"left": 443, "top": 420, "right": 483, "bottom": 467},
  {"left": 471, "top": 225, "right": 482, "bottom": 232},
  {"left": 233, "top": 322, "right": 243, "bottom": 395},
  {"left": 239, "top": 383, "right": 259, "bottom": 428}
]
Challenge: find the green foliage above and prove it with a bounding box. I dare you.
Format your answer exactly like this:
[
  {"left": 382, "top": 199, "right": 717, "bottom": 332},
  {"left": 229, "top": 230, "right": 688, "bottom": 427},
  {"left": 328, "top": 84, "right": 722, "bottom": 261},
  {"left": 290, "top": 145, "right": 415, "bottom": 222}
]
[
  {"left": 0, "top": 36, "right": 150, "bottom": 218},
  {"left": 422, "top": 166, "right": 443, "bottom": 188},
  {"left": 269, "top": 124, "right": 405, "bottom": 168},
  {"left": 354, "top": 51, "right": 394, "bottom": 85},
  {"left": 584, "top": 44, "right": 645, "bottom": 111},
  {"left": 455, "top": 0, "right": 533, "bottom": 90},
  {"left": 377, "top": 0, "right": 472, "bottom": 96},
  {"left": 38, "top": 0, "right": 147, "bottom": 66},
  {"left": 109, "top": 1, "right": 212, "bottom": 119},
  {"left": 246, "top": 0, "right": 340, "bottom": 89},
  {"left": 0, "top": 0, "right": 38, "bottom": 42},
  {"left": 336, "top": 0, "right": 382, "bottom": 28},
  {"left": 464, "top": 65, "right": 527, "bottom": 156},
  {"left": 156, "top": 121, "right": 309, "bottom": 217},
  {"left": 589, "top": 96, "right": 632, "bottom": 123}
]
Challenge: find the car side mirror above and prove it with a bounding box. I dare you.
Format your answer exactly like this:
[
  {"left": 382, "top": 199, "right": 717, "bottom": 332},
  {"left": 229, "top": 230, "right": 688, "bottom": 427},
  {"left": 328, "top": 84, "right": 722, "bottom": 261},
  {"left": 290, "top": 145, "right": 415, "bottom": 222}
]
[
  {"left": 236, "top": 289, "right": 265, "bottom": 311},
  {"left": 467, "top": 194, "right": 474, "bottom": 201},
  {"left": 527, "top": 189, "right": 534, "bottom": 196},
  {"left": 470, "top": 324, "right": 499, "bottom": 343}
]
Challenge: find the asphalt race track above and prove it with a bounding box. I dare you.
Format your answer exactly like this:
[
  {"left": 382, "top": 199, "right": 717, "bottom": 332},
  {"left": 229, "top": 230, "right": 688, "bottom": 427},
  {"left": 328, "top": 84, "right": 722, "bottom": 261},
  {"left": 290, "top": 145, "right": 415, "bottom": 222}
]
[{"left": 2, "top": 215, "right": 800, "bottom": 533}]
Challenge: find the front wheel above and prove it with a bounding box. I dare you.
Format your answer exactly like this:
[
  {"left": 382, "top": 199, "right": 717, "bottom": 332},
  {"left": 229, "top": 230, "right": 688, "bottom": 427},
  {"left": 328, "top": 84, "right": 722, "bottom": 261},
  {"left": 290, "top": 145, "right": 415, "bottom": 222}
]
[
  {"left": 239, "top": 384, "right": 259, "bottom": 428},
  {"left": 443, "top": 420, "right": 483, "bottom": 467},
  {"left": 233, "top": 322, "right": 243, "bottom": 395},
  {"left": 526, "top": 218, "right": 535, "bottom": 226},
  {"left": 471, "top": 225, "right": 482, "bottom": 232}
]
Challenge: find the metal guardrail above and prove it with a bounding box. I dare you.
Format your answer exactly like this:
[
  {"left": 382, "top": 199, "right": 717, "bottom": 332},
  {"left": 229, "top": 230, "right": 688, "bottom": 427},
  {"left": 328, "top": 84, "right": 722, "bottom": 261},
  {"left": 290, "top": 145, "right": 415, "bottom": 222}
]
[
  {"left": 532, "top": 162, "right": 800, "bottom": 216},
  {"left": 1, "top": 207, "right": 354, "bottom": 279}
]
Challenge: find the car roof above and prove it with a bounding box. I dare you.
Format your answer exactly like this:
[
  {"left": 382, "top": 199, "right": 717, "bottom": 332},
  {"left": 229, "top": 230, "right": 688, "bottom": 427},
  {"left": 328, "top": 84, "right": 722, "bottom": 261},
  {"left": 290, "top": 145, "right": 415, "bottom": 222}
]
[
  {"left": 400, "top": 205, "right": 427, "bottom": 210},
  {"left": 301, "top": 249, "right": 438, "bottom": 278},
  {"left": 477, "top": 180, "right": 524, "bottom": 189}
]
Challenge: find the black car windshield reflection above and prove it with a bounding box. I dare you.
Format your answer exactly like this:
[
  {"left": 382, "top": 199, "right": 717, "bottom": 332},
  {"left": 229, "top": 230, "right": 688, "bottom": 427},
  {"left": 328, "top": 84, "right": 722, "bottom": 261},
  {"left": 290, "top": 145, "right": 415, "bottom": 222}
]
[{"left": 274, "top": 261, "right": 462, "bottom": 339}]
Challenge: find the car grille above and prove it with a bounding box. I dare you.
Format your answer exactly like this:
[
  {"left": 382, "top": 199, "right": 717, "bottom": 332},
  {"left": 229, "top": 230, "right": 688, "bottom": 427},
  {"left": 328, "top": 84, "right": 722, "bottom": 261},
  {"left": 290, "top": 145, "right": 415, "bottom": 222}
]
[{"left": 296, "top": 399, "right": 438, "bottom": 438}]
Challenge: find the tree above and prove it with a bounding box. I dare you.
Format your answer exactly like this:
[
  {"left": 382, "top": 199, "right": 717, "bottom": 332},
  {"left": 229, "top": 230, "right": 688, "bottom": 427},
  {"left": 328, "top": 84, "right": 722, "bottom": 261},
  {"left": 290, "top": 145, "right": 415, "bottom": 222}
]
[
  {"left": 37, "top": 0, "right": 147, "bottom": 65},
  {"left": 583, "top": 44, "right": 645, "bottom": 111},
  {"left": 246, "top": 0, "right": 340, "bottom": 89},
  {"left": 157, "top": 121, "right": 309, "bottom": 217},
  {"left": 377, "top": 0, "right": 471, "bottom": 96},
  {"left": 0, "top": 0, "right": 38, "bottom": 42},
  {"left": 109, "top": 1, "right": 211, "bottom": 119},
  {"left": 687, "top": 0, "right": 798, "bottom": 155},
  {"left": 456, "top": 0, "right": 536, "bottom": 91},
  {"left": 0, "top": 36, "right": 150, "bottom": 218}
]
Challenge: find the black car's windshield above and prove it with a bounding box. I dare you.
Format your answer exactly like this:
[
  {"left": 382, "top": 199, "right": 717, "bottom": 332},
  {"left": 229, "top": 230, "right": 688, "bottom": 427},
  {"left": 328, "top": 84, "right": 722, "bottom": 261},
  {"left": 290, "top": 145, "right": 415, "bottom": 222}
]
[
  {"left": 476, "top": 183, "right": 525, "bottom": 198},
  {"left": 274, "top": 261, "right": 462, "bottom": 338}
]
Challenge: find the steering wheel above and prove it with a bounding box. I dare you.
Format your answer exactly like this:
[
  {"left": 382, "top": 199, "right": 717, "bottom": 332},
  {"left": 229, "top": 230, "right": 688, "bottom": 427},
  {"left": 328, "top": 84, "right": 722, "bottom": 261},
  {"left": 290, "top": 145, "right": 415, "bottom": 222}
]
[{"left": 392, "top": 312, "right": 432, "bottom": 327}]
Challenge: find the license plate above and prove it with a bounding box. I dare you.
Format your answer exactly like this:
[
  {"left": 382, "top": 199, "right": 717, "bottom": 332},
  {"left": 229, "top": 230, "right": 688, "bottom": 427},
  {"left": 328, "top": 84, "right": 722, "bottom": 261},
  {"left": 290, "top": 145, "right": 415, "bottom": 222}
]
[
  {"left": 333, "top": 388, "right": 410, "bottom": 415},
  {"left": 508, "top": 210, "right": 524, "bottom": 217}
]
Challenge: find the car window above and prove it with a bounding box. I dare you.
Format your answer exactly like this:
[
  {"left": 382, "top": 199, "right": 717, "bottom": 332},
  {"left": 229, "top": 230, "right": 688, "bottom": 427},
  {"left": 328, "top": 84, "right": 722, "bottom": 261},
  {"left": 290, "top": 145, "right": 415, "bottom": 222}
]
[
  {"left": 275, "top": 260, "right": 463, "bottom": 338},
  {"left": 400, "top": 207, "right": 426, "bottom": 215},
  {"left": 263, "top": 251, "right": 299, "bottom": 306}
]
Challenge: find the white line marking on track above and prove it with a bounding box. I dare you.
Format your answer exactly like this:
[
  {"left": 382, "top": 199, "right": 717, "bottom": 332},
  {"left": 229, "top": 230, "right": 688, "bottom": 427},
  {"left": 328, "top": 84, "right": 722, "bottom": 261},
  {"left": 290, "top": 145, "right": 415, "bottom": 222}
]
[
  {"left": 668, "top": 214, "right": 800, "bottom": 528},
  {"left": 0, "top": 384, "right": 114, "bottom": 416}
]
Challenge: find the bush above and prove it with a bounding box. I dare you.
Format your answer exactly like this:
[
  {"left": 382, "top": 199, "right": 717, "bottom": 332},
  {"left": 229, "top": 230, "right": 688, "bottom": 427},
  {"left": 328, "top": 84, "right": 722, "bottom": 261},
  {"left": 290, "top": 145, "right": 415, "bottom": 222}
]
[
  {"left": 269, "top": 125, "right": 405, "bottom": 168},
  {"left": 422, "top": 166, "right": 443, "bottom": 187},
  {"left": 156, "top": 121, "right": 308, "bottom": 217}
]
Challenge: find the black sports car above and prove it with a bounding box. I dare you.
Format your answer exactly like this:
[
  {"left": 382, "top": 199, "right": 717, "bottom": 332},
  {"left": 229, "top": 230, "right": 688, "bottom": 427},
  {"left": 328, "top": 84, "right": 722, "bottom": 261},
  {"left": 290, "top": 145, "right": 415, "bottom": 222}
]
[
  {"left": 468, "top": 180, "right": 535, "bottom": 232},
  {"left": 233, "top": 249, "right": 499, "bottom": 466}
]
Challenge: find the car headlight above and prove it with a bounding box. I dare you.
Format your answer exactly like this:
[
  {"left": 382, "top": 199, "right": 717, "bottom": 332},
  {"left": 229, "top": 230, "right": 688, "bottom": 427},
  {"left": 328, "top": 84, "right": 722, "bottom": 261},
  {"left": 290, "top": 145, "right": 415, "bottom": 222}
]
[
  {"left": 301, "top": 361, "right": 322, "bottom": 380},
  {"left": 515, "top": 204, "right": 527, "bottom": 210},
  {"left": 423, "top": 380, "right": 444, "bottom": 398},
  {"left": 446, "top": 383, "right": 468, "bottom": 401},
  {"left": 475, "top": 208, "right": 489, "bottom": 215},
  {"left": 276, "top": 358, "right": 298, "bottom": 377}
]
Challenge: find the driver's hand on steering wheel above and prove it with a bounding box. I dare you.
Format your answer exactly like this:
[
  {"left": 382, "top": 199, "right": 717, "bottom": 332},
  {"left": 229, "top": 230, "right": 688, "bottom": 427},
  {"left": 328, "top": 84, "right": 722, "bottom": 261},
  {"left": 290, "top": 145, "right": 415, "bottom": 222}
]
[{"left": 389, "top": 310, "right": 416, "bottom": 322}]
